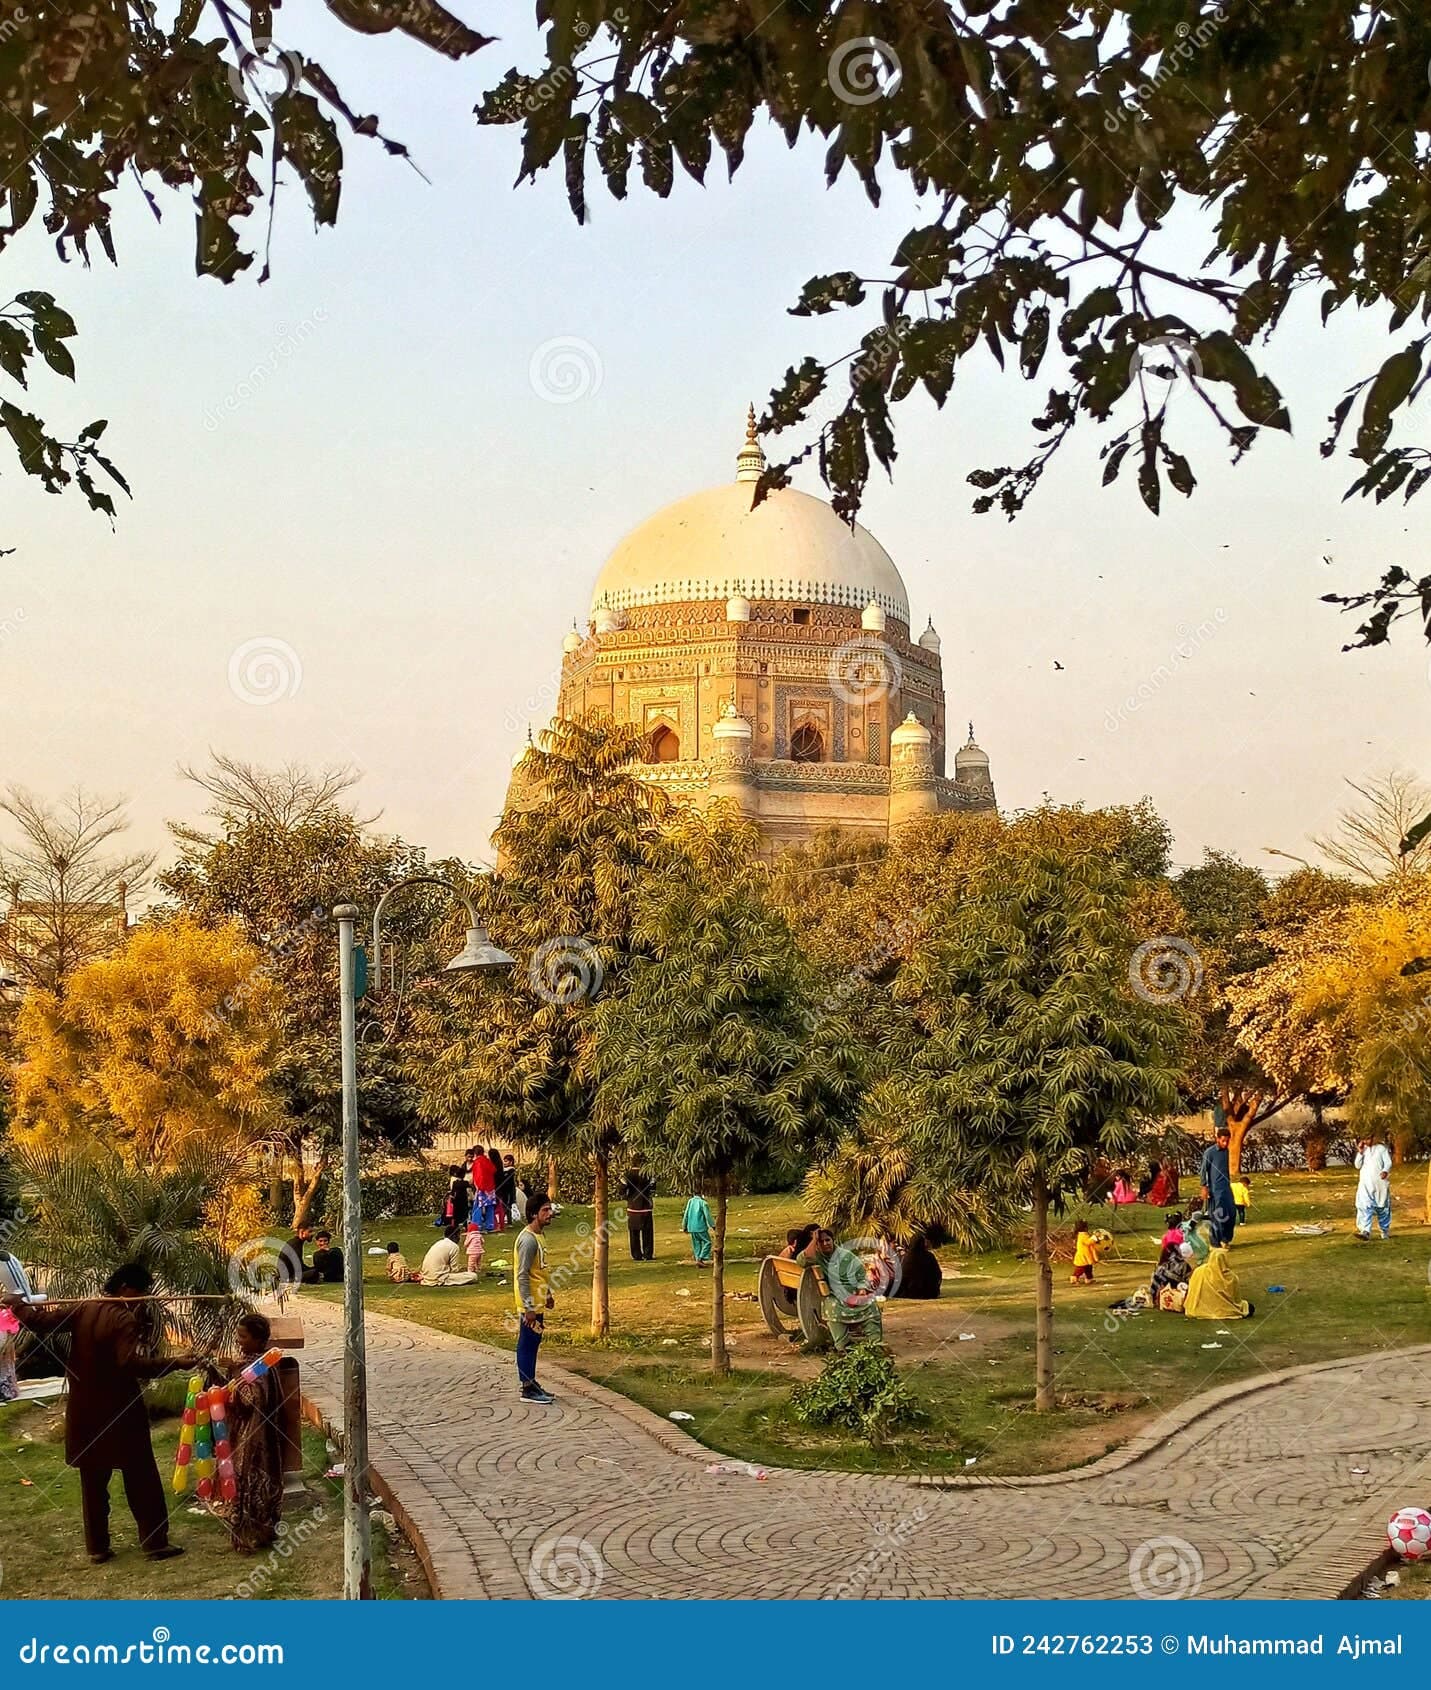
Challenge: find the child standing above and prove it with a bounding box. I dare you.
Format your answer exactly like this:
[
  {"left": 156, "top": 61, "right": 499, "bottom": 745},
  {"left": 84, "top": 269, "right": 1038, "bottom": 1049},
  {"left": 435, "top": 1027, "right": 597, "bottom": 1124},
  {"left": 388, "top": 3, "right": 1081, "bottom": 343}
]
[
  {"left": 1230, "top": 1177, "right": 1251, "bottom": 1225},
  {"left": 464, "top": 1223, "right": 485, "bottom": 1277},
  {"left": 1069, "top": 1219, "right": 1100, "bottom": 1283},
  {"left": 681, "top": 1190, "right": 714, "bottom": 1266}
]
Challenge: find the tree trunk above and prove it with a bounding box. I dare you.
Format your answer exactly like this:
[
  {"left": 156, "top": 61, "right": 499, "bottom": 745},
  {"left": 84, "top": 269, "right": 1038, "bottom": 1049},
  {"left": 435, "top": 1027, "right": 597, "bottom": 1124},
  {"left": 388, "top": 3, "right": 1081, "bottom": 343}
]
[
  {"left": 711, "top": 1171, "right": 729, "bottom": 1377},
  {"left": 290, "top": 1147, "right": 327, "bottom": 1231},
  {"left": 590, "top": 1149, "right": 610, "bottom": 1341},
  {"left": 547, "top": 1155, "right": 559, "bottom": 1203},
  {"left": 268, "top": 1152, "right": 285, "bottom": 1217},
  {"left": 1424, "top": 1155, "right": 1431, "bottom": 1226},
  {"left": 1220, "top": 1087, "right": 1261, "bottom": 1179},
  {"left": 1032, "top": 1170, "right": 1053, "bottom": 1413},
  {"left": 1303, "top": 1100, "right": 1328, "bottom": 1173}
]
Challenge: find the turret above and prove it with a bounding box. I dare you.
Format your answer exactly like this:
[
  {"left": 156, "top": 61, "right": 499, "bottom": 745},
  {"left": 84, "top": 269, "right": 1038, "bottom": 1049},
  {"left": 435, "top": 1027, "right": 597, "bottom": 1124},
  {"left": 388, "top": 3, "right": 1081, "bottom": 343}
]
[
  {"left": 709, "top": 701, "right": 756, "bottom": 815},
  {"left": 889, "top": 711, "right": 938, "bottom": 831}
]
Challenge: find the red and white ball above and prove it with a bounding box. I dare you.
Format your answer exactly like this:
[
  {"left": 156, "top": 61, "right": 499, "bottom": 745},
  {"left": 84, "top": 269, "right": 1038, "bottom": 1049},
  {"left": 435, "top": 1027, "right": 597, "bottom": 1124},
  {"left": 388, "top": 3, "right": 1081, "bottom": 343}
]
[{"left": 1387, "top": 1507, "right": 1431, "bottom": 1560}]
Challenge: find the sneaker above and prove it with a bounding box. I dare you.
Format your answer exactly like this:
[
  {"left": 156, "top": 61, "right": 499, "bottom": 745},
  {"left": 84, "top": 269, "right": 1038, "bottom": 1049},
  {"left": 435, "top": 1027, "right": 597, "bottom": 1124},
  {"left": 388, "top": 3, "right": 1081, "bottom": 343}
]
[{"left": 521, "top": 1387, "right": 555, "bottom": 1405}]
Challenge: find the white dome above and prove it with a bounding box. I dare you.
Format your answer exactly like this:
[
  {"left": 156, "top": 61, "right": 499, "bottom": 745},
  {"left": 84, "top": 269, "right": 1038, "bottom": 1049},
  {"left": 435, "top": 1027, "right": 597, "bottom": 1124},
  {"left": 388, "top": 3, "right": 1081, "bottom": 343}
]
[
  {"left": 726, "top": 593, "right": 752, "bottom": 623},
  {"left": 562, "top": 626, "right": 583, "bottom": 654},
  {"left": 593, "top": 602, "right": 621, "bottom": 634},
  {"left": 918, "top": 619, "right": 941, "bottom": 653},
  {"left": 861, "top": 600, "right": 886, "bottom": 632},
  {"left": 590, "top": 481, "right": 910, "bottom": 623}
]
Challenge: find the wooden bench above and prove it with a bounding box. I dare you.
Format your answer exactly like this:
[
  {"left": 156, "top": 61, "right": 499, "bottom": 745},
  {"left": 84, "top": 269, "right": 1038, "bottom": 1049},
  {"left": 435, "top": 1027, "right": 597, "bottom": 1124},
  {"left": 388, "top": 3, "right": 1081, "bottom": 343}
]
[{"left": 758, "top": 1255, "right": 831, "bottom": 1348}]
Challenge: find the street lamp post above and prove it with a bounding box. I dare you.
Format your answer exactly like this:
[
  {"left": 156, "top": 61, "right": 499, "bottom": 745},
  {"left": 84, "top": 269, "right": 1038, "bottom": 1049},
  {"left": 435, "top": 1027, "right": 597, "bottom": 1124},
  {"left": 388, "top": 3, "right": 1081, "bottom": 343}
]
[
  {"left": 332, "top": 879, "right": 514, "bottom": 1601},
  {"left": 1263, "top": 847, "right": 1314, "bottom": 871}
]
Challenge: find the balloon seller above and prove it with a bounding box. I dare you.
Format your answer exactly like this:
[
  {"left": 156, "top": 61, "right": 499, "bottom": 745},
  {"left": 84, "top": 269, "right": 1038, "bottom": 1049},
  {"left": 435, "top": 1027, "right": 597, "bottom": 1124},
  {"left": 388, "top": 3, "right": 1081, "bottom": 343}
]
[{"left": 172, "top": 1315, "right": 285, "bottom": 1554}]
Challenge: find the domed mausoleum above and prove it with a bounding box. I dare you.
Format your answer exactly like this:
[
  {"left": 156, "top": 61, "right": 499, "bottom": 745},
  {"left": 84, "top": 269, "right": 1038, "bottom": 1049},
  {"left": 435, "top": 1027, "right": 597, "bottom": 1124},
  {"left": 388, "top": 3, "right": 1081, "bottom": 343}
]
[{"left": 512, "top": 410, "right": 996, "bottom": 851}]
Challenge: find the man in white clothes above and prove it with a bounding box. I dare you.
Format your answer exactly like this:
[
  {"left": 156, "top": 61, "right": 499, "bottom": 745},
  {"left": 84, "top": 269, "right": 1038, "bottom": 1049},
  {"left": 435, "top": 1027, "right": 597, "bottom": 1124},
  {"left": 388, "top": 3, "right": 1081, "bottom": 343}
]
[
  {"left": 1353, "top": 1133, "right": 1393, "bottom": 1240},
  {"left": 419, "top": 1226, "right": 480, "bottom": 1285}
]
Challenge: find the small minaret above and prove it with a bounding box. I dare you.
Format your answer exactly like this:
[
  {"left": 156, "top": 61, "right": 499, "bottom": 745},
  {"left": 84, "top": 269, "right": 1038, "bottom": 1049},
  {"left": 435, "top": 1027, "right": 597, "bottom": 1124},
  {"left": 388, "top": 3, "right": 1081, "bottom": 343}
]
[
  {"left": 955, "top": 723, "right": 995, "bottom": 805},
  {"left": 735, "top": 404, "right": 766, "bottom": 483},
  {"left": 709, "top": 699, "right": 756, "bottom": 816},
  {"left": 889, "top": 711, "right": 938, "bottom": 831}
]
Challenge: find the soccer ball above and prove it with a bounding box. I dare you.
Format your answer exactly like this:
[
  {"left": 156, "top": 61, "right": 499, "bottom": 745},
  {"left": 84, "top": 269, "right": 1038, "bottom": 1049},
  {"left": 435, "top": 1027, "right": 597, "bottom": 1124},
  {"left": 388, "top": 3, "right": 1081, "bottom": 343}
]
[{"left": 1387, "top": 1507, "right": 1431, "bottom": 1559}]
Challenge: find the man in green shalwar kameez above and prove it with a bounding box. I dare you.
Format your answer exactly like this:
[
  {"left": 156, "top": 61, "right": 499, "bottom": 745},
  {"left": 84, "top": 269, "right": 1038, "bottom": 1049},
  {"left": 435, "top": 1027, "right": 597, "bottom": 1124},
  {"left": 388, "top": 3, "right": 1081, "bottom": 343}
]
[{"left": 801, "top": 1228, "right": 883, "bottom": 1349}]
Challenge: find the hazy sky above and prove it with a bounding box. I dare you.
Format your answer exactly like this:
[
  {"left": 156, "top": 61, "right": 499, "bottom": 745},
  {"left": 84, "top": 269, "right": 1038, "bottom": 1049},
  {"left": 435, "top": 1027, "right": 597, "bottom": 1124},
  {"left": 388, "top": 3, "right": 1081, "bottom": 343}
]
[{"left": 1, "top": 15, "right": 1424, "bottom": 893}]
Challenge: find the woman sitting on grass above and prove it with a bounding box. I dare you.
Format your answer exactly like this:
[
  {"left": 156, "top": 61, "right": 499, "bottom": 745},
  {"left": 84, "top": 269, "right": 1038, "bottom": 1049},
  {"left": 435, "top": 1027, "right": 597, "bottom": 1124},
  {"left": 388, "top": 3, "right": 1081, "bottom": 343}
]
[{"left": 1184, "top": 1247, "right": 1254, "bottom": 1321}]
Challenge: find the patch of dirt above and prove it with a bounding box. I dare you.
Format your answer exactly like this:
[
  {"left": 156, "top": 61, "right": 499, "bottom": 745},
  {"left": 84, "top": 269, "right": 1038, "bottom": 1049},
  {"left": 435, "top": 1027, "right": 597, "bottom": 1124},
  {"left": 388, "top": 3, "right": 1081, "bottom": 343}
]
[{"left": 1001, "top": 1390, "right": 1146, "bottom": 1416}]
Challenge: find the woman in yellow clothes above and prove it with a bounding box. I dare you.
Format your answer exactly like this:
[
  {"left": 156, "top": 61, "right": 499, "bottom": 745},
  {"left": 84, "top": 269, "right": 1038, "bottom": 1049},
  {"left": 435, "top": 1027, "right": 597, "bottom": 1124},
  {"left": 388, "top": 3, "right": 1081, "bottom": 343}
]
[{"left": 1184, "top": 1246, "right": 1254, "bottom": 1320}]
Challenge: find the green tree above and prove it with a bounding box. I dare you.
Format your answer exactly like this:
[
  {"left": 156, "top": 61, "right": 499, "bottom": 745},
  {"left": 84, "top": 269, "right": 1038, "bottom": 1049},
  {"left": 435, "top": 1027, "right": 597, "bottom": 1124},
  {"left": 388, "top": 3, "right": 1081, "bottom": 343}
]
[
  {"left": 159, "top": 761, "right": 457, "bottom": 1227},
  {"left": 16, "top": 5, "right": 1431, "bottom": 660},
  {"left": 591, "top": 807, "right": 863, "bottom": 1375},
  {"left": 487, "top": 5, "right": 1431, "bottom": 646},
  {"left": 881, "top": 825, "right": 1186, "bottom": 1410},
  {"left": 409, "top": 714, "right": 669, "bottom": 1339}
]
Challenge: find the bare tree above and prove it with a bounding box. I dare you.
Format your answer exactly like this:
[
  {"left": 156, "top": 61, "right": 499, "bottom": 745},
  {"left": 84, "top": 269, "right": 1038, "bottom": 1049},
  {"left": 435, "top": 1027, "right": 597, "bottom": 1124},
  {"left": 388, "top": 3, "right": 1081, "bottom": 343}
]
[
  {"left": 0, "top": 788, "right": 154, "bottom": 992},
  {"left": 1312, "top": 771, "right": 1431, "bottom": 882},
  {"left": 172, "top": 752, "right": 374, "bottom": 846}
]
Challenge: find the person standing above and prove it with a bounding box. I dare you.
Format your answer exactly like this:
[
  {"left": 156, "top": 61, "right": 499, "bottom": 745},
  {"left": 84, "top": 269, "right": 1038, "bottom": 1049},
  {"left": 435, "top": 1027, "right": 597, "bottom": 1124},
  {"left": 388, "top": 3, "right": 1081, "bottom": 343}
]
[
  {"left": 5, "top": 1263, "right": 194, "bottom": 1564},
  {"left": 223, "top": 1313, "right": 284, "bottom": 1555},
  {"left": 498, "top": 1154, "right": 518, "bottom": 1230},
  {"left": 445, "top": 1166, "right": 471, "bottom": 1232},
  {"left": 1354, "top": 1133, "right": 1393, "bottom": 1240},
  {"left": 487, "top": 1148, "right": 507, "bottom": 1230},
  {"left": 1199, "top": 1121, "right": 1237, "bottom": 1247},
  {"left": 623, "top": 1161, "right": 656, "bottom": 1262},
  {"left": 514, "top": 1196, "right": 555, "bottom": 1404},
  {"left": 470, "top": 1147, "right": 497, "bottom": 1232},
  {"left": 681, "top": 1189, "right": 713, "bottom": 1266}
]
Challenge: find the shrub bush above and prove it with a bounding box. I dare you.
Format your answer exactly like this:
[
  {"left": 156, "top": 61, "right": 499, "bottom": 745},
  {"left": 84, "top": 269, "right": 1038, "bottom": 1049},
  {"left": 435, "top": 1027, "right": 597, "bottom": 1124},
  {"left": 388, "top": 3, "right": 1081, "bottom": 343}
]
[{"left": 789, "top": 1342, "right": 924, "bottom": 1442}]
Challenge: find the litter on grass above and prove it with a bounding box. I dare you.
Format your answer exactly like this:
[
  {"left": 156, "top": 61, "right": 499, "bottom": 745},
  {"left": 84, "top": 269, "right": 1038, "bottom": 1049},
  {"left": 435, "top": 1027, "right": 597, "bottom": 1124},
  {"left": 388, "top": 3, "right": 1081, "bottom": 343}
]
[
  {"left": 1200, "top": 1342, "right": 1223, "bottom": 1350},
  {"left": 1287, "top": 1223, "right": 1334, "bottom": 1236},
  {"left": 958, "top": 1332, "right": 977, "bottom": 1341},
  {"left": 668, "top": 1411, "right": 695, "bottom": 1422},
  {"left": 1267, "top": 1284, "right": 1287, "bottom": 1293}
]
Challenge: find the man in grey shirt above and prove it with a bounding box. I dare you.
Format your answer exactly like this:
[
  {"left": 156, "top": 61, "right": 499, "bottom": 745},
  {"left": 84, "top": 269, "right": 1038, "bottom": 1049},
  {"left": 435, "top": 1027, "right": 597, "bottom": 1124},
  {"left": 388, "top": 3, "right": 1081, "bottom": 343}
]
[{"left": 514, "top": 1195, "right": 555, "bottom": 1404}]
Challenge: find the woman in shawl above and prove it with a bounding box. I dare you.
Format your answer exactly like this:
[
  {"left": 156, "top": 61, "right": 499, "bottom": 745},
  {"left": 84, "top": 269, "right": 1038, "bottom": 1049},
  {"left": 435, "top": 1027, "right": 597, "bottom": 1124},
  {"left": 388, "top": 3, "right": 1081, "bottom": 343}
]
[
  {"left": 224, "top": 1313, "right": 284, "bottom": 1554},
  {"left": 1183, "top": 1247, "right": 1254, "bottom": 1321},
  {"left": 470, "top": 1147, "right": 497, "bottom": 1231}
]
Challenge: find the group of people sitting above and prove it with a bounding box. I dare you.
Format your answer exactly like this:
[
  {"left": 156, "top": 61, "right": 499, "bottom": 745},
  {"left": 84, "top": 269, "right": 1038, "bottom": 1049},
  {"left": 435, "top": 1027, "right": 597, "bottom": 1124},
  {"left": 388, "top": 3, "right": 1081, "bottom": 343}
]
[
  {"left": 276, "top": 1227, "right": 343, "bottom": 1287},
  {"left": 385, "top": 1226, "right": 487, "bottom": 1287},
  {"left": 1091, "top": 1208, "right": 1254, "bottom": 1321},
  {"left": 1103, "top": 1159, "right": 1180, "bottom": 1207}
]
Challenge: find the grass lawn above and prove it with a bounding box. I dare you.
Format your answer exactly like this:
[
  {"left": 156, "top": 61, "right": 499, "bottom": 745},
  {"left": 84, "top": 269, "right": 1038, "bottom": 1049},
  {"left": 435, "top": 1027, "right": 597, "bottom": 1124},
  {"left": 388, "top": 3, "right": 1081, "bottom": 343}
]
[
  {"left": 0, "top": 1377, "right": 427, "bottom": 1600},
  {"left": 303, "top": 1166, "right": 1431, "bottom": 1478}
]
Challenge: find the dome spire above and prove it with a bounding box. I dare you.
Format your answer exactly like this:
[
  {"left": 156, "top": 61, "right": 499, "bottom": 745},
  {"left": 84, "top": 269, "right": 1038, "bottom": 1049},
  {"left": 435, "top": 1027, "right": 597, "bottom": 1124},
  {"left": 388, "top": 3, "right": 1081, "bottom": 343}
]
[{"left": 735, "top": 403, "right": 766, "bottom": 483}]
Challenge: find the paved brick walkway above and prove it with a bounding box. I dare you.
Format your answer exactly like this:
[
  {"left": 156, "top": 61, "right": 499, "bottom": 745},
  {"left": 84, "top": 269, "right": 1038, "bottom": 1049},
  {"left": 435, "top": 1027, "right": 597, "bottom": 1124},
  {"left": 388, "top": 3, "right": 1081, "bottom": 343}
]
[{"left": 296, "top": 1298, "right": 1431, "bottom": 1601}]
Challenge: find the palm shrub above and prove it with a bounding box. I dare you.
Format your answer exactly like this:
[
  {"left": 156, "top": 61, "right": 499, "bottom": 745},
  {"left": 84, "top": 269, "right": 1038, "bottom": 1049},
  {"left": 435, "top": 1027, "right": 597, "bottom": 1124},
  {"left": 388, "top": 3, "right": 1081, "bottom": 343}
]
[{"left": 11, "top": 1140, "right": 245, "bottom": 1354}]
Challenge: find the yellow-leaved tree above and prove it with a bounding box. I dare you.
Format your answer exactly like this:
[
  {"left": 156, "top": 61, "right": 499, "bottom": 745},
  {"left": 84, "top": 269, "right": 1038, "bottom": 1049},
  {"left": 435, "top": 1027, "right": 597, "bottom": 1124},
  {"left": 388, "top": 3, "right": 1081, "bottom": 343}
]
[
  {"left": 11, "top": 915, "right": 282, "bottom": 1169},
  {"left": 1228, "top": 875, "right": 1431, "bottom": 1207}
]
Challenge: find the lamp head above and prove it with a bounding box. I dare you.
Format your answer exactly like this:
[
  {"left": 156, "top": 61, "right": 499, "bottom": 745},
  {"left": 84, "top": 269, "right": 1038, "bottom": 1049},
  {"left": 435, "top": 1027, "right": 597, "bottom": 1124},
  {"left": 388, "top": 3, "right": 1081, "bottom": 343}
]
[{"left": 443, "top": 927, "right": 516, "bottom": 977}]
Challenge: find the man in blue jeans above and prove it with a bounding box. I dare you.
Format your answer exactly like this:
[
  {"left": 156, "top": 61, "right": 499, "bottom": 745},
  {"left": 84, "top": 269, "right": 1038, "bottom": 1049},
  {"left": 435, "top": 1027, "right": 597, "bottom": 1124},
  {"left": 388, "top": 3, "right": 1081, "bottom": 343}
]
[{"left": 514, "top": 1195, "right": 555, "bottom": 1404}]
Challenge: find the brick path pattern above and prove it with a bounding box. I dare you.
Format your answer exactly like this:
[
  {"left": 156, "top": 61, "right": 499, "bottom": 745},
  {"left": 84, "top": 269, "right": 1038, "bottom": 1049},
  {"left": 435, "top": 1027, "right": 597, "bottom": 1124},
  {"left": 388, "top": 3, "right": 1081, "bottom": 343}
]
[{"left": 297, "top": 1300, "right": 1431, "bottom": 1601}]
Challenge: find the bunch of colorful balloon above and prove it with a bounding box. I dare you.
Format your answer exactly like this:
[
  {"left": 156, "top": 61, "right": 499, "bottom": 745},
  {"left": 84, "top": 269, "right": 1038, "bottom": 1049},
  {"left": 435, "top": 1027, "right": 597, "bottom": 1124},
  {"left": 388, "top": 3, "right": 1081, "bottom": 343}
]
[{"left": 171, "top": 1374, "right": 237, "bottom": 1503}]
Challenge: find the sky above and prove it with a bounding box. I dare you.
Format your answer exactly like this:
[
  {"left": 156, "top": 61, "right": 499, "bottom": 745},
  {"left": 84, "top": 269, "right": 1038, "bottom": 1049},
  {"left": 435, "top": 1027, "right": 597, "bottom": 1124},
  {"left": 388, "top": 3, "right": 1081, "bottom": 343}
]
[{"left": 1, "top": 14, "right": 1425, "bottom": 894}]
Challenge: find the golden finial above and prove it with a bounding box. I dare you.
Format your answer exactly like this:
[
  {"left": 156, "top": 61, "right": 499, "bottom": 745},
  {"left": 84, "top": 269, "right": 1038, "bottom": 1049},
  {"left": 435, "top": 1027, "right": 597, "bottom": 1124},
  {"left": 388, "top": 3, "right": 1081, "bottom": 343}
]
[{"left": 736, "top": 403, "right": 766, "bottom": 483}]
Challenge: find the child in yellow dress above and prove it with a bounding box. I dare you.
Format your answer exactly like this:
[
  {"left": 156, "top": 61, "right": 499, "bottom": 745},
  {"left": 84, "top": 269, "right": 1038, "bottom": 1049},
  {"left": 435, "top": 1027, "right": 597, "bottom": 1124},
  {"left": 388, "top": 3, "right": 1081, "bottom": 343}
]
[
  {"left": 1230, "top": 1178, "right": 1251, "bottom": 1224},
  {"left": 1069, "top": 1219, "right": 1100, "bottom": 1284}
]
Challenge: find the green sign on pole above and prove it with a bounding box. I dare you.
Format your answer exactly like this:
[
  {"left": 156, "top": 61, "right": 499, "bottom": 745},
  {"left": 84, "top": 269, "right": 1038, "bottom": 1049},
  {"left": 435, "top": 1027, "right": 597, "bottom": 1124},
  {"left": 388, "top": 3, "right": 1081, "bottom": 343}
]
[{"left": 352, "top": 944, "right": 368, "bottom": 1001}]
